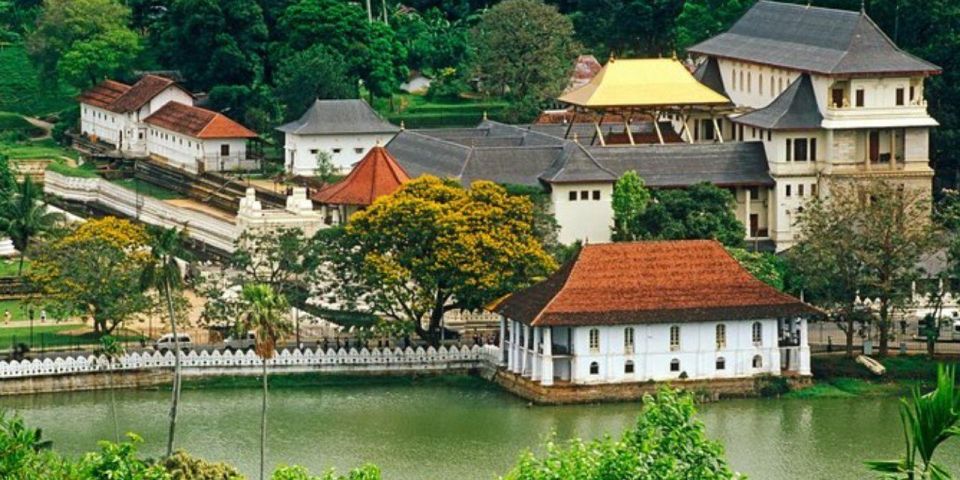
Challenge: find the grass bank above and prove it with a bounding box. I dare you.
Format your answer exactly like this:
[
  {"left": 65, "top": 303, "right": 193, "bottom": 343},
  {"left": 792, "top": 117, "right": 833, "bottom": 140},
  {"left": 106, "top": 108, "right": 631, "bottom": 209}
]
[
  {"left": 785, "top": 355, "right": 955, "bottom": 399},
  {"left": 0, "top": 45, "right": 76, "bottom": 117},
  {"left": 0, "top": 323, "right": 143, "bottom": 351},
  {"left": 375, "top": 94, "right": 509, "bottom": 128},
  {"left": 180, "top": 372, "right": 493, "bottom": 391}
]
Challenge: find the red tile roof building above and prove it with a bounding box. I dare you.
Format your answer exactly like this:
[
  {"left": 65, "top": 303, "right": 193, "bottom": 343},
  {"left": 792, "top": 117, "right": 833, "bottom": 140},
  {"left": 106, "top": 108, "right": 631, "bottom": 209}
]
[
  {"left": 144, "top": 102, "right": 257, "bottom": 139},
  {"left": 312, "top": 145, "right": 410, "bottom": 206}
]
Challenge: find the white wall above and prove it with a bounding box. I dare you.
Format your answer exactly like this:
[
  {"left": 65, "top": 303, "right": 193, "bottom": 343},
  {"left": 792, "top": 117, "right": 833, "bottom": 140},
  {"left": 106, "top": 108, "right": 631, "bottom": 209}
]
[
  {"left": 146, "top": 125, "right": 204, "bottom": 171},
  {"left": 284, "top": 132, "right": 397, "bottom": 174},
  {"left": 79, "top": 104, "right": 122, "bottom": 145},
  {"left": 549, "top": 183, "right": 613, "bottom": 245}
]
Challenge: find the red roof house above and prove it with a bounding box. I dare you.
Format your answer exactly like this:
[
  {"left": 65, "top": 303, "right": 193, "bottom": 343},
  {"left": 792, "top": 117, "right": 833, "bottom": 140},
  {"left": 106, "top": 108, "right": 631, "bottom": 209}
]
[
  {"left": 143, "top": 102, "right": 257, "bottom": 139},
  {"left": 312, "top": 145, "right": 410, "bottom": 206}
]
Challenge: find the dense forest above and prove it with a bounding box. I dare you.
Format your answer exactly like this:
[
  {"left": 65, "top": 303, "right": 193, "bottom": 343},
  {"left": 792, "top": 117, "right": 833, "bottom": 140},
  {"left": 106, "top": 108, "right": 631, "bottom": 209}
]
[{"left": 1, "top": 0, "right": 958, "bottom": 187}]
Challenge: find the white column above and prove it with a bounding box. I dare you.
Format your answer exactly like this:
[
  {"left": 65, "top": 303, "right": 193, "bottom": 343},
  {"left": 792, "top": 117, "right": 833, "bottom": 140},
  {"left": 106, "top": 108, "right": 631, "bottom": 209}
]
[
  {"left": 542, "top": 327, "right": 554, "bottom": 386},
  {"left": 799, "top": 317, "right": 811, "bottom": 375},
  {"left": 499, "top": 316, "right": 507, "bottom": 366},
  {"left": 521, "top": 324, "right": 531, "bottom": 376},
  {"left": 511, "top": 321, "right": 521, "bottom": 374},
  {"left": 745, "top": 188, "right": 752, "bottom": 239},
  {"left": 532, "top": 327, "right": 542, "bottom": 381}
]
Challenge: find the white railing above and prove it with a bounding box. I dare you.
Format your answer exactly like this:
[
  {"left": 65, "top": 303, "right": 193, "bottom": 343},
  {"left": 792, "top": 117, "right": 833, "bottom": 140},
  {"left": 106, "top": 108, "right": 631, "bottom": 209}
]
[
  {"left": 44, "top": 171, "right": 240, "bottom": 252},
  {"left": 0, "top": 345, "right": 502, "bottom": 379}
]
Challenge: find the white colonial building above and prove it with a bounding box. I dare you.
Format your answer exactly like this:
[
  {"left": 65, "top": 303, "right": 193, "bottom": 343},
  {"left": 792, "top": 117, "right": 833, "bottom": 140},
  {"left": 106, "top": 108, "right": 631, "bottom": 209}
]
[
  {"left": 143, "top": 102, "right": 259, "bottom": 173},
  {"left": 277, "top": 99, "right": 400, "bottom": 175},
  {"left": 78, "top": 75, "right": 194, "bottom": 154},
  {"left": 493, "top": 240, "right": 817, "bottom": 386}
]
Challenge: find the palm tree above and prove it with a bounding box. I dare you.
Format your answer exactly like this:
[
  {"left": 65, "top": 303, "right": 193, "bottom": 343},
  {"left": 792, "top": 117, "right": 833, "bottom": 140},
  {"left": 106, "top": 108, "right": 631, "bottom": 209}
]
[
  {"left": 238, "top": 283, "right": 292, "bottom": 480},
  {"left": 0, "top": 177, "right": 62, "bottom": 275},
  {"left": 140, "top": 226, "right": 189, "bottom": 458},
  {"left": 866, "top": 364, "right": 960, "bottom": 479},
  {"left": 95, "top": 335, "right": 126, "bottom": 443}
]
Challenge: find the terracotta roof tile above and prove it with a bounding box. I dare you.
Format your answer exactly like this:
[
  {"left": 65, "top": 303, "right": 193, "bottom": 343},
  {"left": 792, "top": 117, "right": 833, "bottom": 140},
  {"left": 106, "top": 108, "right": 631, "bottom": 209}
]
[
  {"left": 143, "top": 102, "right": 257, "bottom": 139},
  {"left": 109, "top": 75, "right": 178, "bottom": 113},
  {"left": 495, "top": 240, "right": 819, "bottom": 326},
  {"left": 312, "top": 146, "right": 410, "bottom": 206},
  {"left": 77, "top": 80, "right": 131, "bottom": 109}
]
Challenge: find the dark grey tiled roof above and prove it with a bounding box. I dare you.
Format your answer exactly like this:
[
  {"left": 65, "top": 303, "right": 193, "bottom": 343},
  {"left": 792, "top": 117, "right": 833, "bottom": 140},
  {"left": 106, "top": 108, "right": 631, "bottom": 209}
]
[
  {"left": 734, "top": 74, "right": 823, "bottom": 130},
  {"left": 276, "top": 99, "right": 400, "bottom": 135},
  {"left": 540, "top": 142, "right": 617, "bottom": 184},
  {"left": 588, "top": 142, "right": 774, "bottom": 187},
  {"left": 694, "top": 57, "right": 728, "bottom": 97},
  {"left": 689, "top": 1, "right": 940, "bottom": 75},
  {"left": 387, "top": 122, "right": 773, "bottom": 188}
]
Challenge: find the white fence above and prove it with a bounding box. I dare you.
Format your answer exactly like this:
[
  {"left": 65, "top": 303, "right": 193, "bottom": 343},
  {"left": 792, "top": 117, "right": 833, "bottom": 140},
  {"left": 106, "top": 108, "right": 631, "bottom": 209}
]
[
  {"left": 44, "top": 171, "right": 240, "bottom": 252},
  {"left": 0, "top": 345, "right": 502, "bottom": 379}
]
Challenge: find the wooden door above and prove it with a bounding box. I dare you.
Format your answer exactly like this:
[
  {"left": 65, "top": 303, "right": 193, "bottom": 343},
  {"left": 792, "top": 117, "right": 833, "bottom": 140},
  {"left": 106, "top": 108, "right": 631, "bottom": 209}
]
[
  {"left": 869, "top": 131, "right": 880, "bottom": 162},
  {"left": 750, "top": 214, "right": 759, "bottom": 237},
  {"left": 832, "top": 88, "right": 844, "bottom": 107}
]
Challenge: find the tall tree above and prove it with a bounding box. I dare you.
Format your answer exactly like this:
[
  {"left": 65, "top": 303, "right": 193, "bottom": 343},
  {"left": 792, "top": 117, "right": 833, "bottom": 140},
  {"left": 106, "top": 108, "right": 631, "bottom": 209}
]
[
  {"left": 674, "top": 0, "right": 753, "bottom": 53},
  {"left": 29, "top": 217, "right": 154, "bottom": 334},
  {"left": 272, "top": 45, "right": 358, "bottom": 121},
  {"left": 57, "top": 28, "right": 142, "bottom": 89},
  {"left": 471, "top": 0, "right": 579, "bottom": 121},
  {"left": 158, "top": 0, "right": 268, "bottom": 91},
  {"left": 611, "top": 170, "right": 651, "bottom": 241},
  {"left": 25, "top": 0, "right": 138, "bottom": 85},
  {"left": 140, "top": 226, "right": 189, "bottom": 458},
  {"left": 0, "top": 177, "right": 62, "bottom": 275},
  {"left": 569, "top": 0, "right": 683, "bottom": 57},
  {"left": 314, "top": 176, "right": 556, "bottom": 345},
  {"left": 236, "top": 283, "right": 292, "bottom": 480}
]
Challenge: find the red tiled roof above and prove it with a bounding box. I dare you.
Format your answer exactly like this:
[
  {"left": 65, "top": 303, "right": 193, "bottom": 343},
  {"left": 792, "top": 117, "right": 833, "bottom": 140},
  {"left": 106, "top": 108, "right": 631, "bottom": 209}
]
[
  {"left": 495, "top": 240, "right": 819, "bottom": 326},
  {"left": 77, "top": 80, "right": 131, "bottom": 109},
  {"left": 312, "top": 146, "right": 410, "bottom": 206},
  {"left": 109, "top": 75, "right": 179, "bottom": 113},
  {"left": 143, "top": 102, "right": 258, "bottom": 139}
]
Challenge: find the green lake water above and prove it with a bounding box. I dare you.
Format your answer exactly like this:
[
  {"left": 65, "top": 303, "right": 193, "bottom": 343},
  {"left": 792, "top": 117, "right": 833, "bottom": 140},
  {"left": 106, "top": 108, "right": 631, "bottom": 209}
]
[{"left": 1, "top": 378, "right": 958, "bottom": 479}]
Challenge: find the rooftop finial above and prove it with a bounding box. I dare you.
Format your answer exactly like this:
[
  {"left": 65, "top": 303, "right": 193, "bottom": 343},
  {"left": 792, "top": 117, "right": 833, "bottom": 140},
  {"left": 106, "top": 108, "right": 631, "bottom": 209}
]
[
  {"left": 400, "top": 120, "right": 405, "bottom": 130},
  {"left": 483, "top": 110, "right": 488, "bottom": 121}
]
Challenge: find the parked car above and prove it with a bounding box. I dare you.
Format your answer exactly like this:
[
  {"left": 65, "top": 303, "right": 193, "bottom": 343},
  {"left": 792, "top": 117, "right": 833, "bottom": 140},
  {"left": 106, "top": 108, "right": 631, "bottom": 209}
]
[
  {"left": 224, "top": 332, "right": 256, "bottom": 351},
  {"left": 154, "top": 333, "right": 192, "bottom": 352}
]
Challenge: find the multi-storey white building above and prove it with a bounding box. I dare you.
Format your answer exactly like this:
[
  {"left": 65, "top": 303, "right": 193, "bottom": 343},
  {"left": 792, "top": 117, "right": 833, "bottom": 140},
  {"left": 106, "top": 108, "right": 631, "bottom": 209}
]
[
  {"left": 689, "top": 0, "right": 940, "bottom": 248},
  {"left": 277, "top": 99, "right": 400, "bottom": 175},
  {"left": 493, "top": 240, "right": 816, "bottom": 385}
]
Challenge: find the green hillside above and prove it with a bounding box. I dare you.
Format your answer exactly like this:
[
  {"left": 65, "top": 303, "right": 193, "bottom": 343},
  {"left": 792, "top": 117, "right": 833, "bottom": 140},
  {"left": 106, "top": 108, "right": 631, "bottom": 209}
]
[{"left": 0, "top": 45, "right": 76, "bottom": 117}]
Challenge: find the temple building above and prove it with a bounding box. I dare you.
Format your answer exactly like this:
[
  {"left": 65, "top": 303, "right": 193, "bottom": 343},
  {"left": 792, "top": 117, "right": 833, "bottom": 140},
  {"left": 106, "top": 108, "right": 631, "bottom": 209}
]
[
  {"left": 311, "top": 144, "right": 410, "bottom": 224},
  {"left": 492, "top": 240, "right": 818, "bottom": 386},
  {"left": 386, "top": 0, "right": 939, "bottom": 251}
]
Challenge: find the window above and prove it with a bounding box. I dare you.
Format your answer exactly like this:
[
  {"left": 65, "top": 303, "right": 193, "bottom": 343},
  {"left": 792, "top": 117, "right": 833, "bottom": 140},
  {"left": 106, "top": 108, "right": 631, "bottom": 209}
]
[
  {"left": 589, "top": 362, "right": 599, "bottom": 375},
  {"left": 778, "top": 77, "right": 783, "bottom": 93},
  {"left": 767, "top": 130, "right": 772, "bottom": 142},
  {"left": 701, "top": 120, "right": 715, "bottom": 140},
  {"left": 716, "top": 357, "right": 726, "bottom": 370},
  {"left": 747, "top": 72, "right": 752, "bottom": 93},
  {"left": 220, "top": 144, "right": 230, "bottom": 156},
  {"left": 752, "top": 355, "right": 763, "bottom": 369},
  {"left": 896, "top": 88, "right": 905, "bottom": 106},
  {"left": 811, "top": 183, "right": 818, "bottom": 197},
  {"left": 749, "top": 187, "right": 759, "bottom": 200},
  {"left": 624, "top": 328, "right": 634, "bottom": 353},
  {"left": 580, "top": 190, "right": 589, "bottom": 200},
  {"left": 624, "top": 360, "right": 635, "bottom": 374},
  {"left": 798, "top": 184, "right": 805, "bottom": 197},
  {"left": 832, "top": 88, "right": 844, "bottom": 107},
  {"left": 752, "top": 322, "right": 763, "bottom": 345},
  {"left": 786, "top": 139, "right": 792, "bottom": 161},
  {"left": 794, "top": 138, "right": 809, "bottom": 161},
  {"left": 589, "top": 328, "right": 600, "bottom": 352},
  {"left": 670, "top": 358, "right": 680, "bottom": 372},
  {"left": 856, "top": 89, "right": 865, "bottom": 107},
  {"left": 810, "top": 138, "right": 817, "bottom": 161},
  {"left": 568, "top": 191, "right": 577, "bottom": 201},
  {"left": 732, "top": 69, "right": 737, "bottom": 89},
  {"left": 332, "top": 148, "right": 342, "bottom": 154},
  {"left": 715, "top": 324, "right": 726, "bottom": 349},
  {"left": 592, "top": 190, "right": 600, "bottom": 200},
  {"left": 354, "top": 147, "right": 364, "bottom": 154},
  {"left": 769, "top": 76, "right": 774, "bottom": 96},
  {"left": 752, "top": 127, "right": 757, "bottom": 139},
  {"left": 739, "top": 71, "right": 744, "bottom": 90},
  {"left": 309, "top": 149, "right": 319, "bottom": 155},
  {"left": 738, "top": 124, "right": 744, "bottom": 141},
  {"left": 759, "top": 74, "right": 764, "bottom": 95},
  {"left": 785, "top": 184, "right": 792, "bottom": 197},
  {"left": 910, "top": 85, "right": 916, "bottom": 102},
  {"left": 669, "top": 325, "right": 680, "bottom": 351}
]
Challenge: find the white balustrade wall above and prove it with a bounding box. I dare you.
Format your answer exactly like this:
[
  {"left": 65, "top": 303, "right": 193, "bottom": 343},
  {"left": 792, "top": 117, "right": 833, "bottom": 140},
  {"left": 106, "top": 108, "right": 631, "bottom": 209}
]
[
  {"left": 44, "top": 171, "right": 239, "bottom": 252},
  {"left": 0, "top": 345, "right": 503, "bottom": 380}
]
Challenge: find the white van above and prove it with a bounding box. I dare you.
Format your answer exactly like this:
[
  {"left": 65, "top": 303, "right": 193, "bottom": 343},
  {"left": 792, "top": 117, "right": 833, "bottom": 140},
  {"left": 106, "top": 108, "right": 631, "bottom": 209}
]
[
  {"left": 224, "top": 332, "right": 257, "bottom": 351},
  {"left": 154, "top": 333, "right": 192, "bottom": 352}
]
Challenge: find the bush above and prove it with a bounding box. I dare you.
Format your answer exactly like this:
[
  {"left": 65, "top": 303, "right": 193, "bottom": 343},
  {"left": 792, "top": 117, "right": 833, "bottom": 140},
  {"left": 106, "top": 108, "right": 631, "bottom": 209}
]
[
  {"left": 163, "top": 450, "right": 242, "bottom": 479},
  {"left": 756, "top": 374, "right": 790, "bottom": 397},
  {"left": 52, "top": 106, "right": 79, "bottom": 145}
]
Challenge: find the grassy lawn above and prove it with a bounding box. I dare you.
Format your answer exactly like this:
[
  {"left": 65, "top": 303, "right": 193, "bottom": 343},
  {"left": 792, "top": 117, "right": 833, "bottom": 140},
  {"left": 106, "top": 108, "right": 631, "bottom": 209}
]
[
  {"left": 0, "top": 323, "right": 143, "bottom": 351},
  {"left": 0, "top": 112, "right": 45, "bottom": 138},
  {"left": 0, "top": 258, "right": 27, "bottom": 277},
  {"left": 1, "top": 138, "right": 78, "bottom": 161},
  {"left": 111, "top": 178, "right": 184, "bottom": 200},
  {"left": 786, "top": 354, "right": 956, "bottom": 399},
  {"left": 45, "top": 159, "right": 98, "bottom": 178},
  {"left": 374, "top": 93, "right": 510, "bottom": 128},
  {"left": 0, "top": 45, "right": 77, "bottom": 117}
]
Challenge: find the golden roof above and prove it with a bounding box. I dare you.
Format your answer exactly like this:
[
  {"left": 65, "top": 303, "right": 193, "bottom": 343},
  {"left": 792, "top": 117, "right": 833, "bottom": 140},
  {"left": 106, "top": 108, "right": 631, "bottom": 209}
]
[{"left": 558, "top": 58, "right": 731, "bottom": 109}]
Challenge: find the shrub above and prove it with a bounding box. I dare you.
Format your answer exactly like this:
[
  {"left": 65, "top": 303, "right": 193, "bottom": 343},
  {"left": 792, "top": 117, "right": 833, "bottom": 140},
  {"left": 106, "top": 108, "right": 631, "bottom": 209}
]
[
  {"left": 163, "top": 450, "right": 243, "bottom": 479},
  {"left": 756, "top": 374, "right": 790, "bottom": 397}
]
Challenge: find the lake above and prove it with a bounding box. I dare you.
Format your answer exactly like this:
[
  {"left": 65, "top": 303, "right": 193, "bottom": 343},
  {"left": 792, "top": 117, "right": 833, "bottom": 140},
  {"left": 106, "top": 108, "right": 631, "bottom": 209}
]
[{"left": 1, "top": 377, "right": 957, "bottom": 479}]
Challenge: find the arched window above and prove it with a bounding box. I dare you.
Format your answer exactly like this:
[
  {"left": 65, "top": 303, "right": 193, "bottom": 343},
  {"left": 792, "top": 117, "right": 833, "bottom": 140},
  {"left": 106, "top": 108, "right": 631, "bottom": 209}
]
[
  {"left": 732, "top": 69, "right": 737, "bottom": 89},
  {"left": 669, "top": 325, "right": 680, "bottom": 351},
  {"left": 759, "top": 74, "right": 764, "bottom": 95},
  {"left": 747, "top": 72, "right": 752, "bottom": 93},
  {"left": 670, "top": 358, "right": 681, "bottom": 372},
  {"left": 624, "top": 327, "right": 635, "bottom": 353},
  {"left": 715, "top": 324, "right": 726, "bottom": 350},
  {"left": 589, "top": 328, "right": 600, "bottom": 352},
  {"left": 752, "top": 322, "right": 763, "bottom": 345},
  {"left": 753, "top": 355, "right": 763, "bottom": 369},
  {"left": 716, "top": 357, "right": 726, "bottom": 370},
  {"left": 625, "top": 360, "right": 635, "bottom": 374},
  {"left": 589, "top": 361, "right": 600, "bottom": 375}
]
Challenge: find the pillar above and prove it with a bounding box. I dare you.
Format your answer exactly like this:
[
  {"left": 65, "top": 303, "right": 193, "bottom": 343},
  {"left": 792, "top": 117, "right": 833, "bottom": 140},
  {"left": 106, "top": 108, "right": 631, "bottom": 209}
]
[
  {"left": 744, "top": 187, "right": 752, "bottom": 239},
  {"left": 499, "top": 316, "right": 507, "bottom": 366},
  {"left": 532, "top": 327, "right": 542, "bottom": 381},
  {"left": 520, "top": 324, "right": 530, "bottom": 376},
  {"left": 510, "top": 321, "right": 520, "bottom": 373},
  {"left": 799, "top": 317, "right": 811, "bottom": 375},
  {"left": 542, "top": 327, "right": 554, "bottom": 386}
]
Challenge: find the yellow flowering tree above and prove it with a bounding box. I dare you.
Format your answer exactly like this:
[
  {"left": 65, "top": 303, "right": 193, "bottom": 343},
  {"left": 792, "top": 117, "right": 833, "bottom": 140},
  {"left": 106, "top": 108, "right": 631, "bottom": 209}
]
[
  {"left": 314, "top": 176, "right": 556, "bottom": 345},
  {"left": 28, "top": 216, "right": 154, "bottom": 335}
]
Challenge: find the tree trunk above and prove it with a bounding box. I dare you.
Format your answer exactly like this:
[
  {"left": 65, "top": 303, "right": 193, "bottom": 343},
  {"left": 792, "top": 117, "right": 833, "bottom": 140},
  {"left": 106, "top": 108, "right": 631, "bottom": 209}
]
[
  {"left": 110, "top": 365, "right": 119, "bottom": 443},
  {"left": 17, "top": 252, "right": 25, "bottom": 276},
  {"left": 844, "top": 315, "right": 855, "bottom": 357},
  {"left": 878, "top": 299, "right": 890, "bottom": 357},
  {"left": 260, "top": 358, "right": 268, "bottom": 480},
  {"left": 164, "top": 281, "right": 182, "bottom": 458}
]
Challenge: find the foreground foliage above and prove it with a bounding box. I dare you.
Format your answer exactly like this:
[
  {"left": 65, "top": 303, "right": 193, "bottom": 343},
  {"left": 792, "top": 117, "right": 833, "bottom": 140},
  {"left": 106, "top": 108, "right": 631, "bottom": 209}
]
[{"left": 502, "top": 388, "right": 740, "bottom": 480}]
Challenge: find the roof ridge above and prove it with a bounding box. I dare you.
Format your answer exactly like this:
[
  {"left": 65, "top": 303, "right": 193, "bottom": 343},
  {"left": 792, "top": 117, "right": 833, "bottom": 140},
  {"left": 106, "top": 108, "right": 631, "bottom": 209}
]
[{"left": 531, "top": 247, "right": 582, "bottom": 326}]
